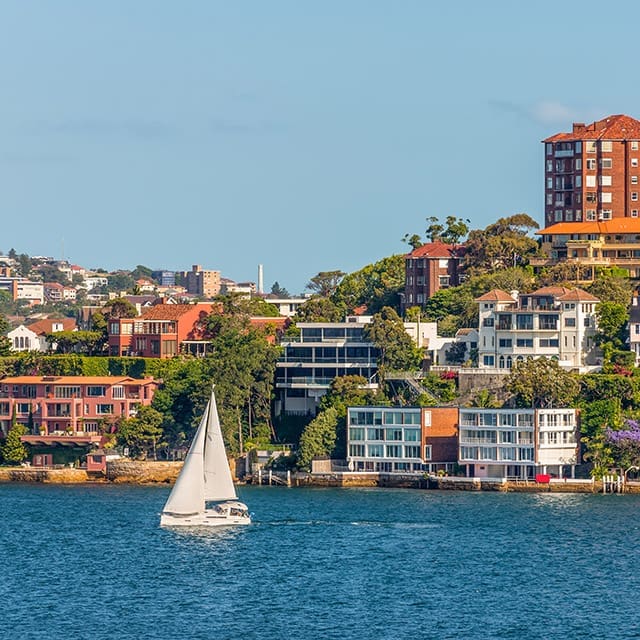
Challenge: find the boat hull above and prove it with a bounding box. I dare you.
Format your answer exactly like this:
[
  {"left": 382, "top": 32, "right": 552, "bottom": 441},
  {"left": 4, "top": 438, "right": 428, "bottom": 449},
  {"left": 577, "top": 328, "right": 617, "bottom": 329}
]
[{"left": 160, "top": 502, "right": 251, "bottom": 528}]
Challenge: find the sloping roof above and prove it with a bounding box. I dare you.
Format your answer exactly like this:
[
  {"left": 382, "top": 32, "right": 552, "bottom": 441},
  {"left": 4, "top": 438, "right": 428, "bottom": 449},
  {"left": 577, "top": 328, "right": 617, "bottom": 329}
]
[
  {"left": 475, "top": 289, "right": 516, "bottom": 302},
  {"left": 406, "top": 241, "right": 461, "bottom": 259},
  {"left": 140, "top": 303, "right": 213, "bottom": 321},
  {"left": 26, "top": 318, "right": 76, "bottom": 335},
  {"left": 0, "top": 375, "right": 156, "bottom": 385},
  {"left": 544, "top": 114, "right": 640, "bottom": 142},
  {"left": 529, "top": 286, "right": 572, "bottom": 296},
  {"left": 556, "top": 289, "right": 600, "bottom": 302},
  {"left": 538, "top": 219, "right": 640, "bottom": 235}
]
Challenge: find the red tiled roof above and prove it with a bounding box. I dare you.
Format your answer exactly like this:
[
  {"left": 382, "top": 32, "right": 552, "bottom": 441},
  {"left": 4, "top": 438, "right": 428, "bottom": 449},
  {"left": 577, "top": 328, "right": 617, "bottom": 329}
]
[
  {"left": 544, "top": 114, "right": 640, "bottom": 142},
  {"left": 26, "top": 318, "right": 76, "bottom": 335},
  {"left": 475, "top": 289, "right": 516, "bottom": 302},
  {"left": 556, "top": 289, "right": 600, "bottom": 302},
  {"left": 406, "top": 241, "right": 461, "bottom": 259},
  {"left": 538, "top": 219, "right": 640, "bottom": 235},
  {"left": 529, "top": 286, "right": 572, "bottom": 296},
  {"left": 140, "top": 303, "right": 214, "bottom": 321},
  {"left": 0, "top": 375, "right": 156, "bottom": 385}
]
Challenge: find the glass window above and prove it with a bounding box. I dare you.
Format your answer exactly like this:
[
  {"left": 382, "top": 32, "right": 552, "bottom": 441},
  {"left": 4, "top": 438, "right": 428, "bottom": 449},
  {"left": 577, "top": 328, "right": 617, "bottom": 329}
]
[
  {"left": 87, "top": 386, "right": 106, "bottom": 397},
  {"left": 404, "top": 428, "right": 421, "bottom": 442},
  {"left": 368, "top": 444, "right": 384, "bottom": 458},
  {"left": 349, "top": 427, "right": 365, "bottom": 441}
]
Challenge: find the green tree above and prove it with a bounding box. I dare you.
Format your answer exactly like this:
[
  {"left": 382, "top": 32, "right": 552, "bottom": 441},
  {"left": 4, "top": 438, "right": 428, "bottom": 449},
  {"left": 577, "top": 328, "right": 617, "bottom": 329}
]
[
  {"left": 306, "top": 270, "right": 346, "bottom": 297},
  {"left": 293, "top": 297, "right": 345, "bottom": 323},
  {"left": 365, "top": 307, "right": 423, "bottom": 373},
  {"left": 463, "top": 213, "right": 539, "bottom": 274},
  {"left": 425, "top": 215, "right": 470, "bottom": 244},
  {"left": 131, "top": 265, "right": 153, "bottom": 280},
  {"left": 296, "top": 406, "right": 339, "bottom": 470},
  {"left": 0, "top": 313, "right": 11, "bottom": 356},
  {"left": 107, "top": 272, "right": 135, "bottom": 293},
  {"left": 332, "top": 255, "right": 405, "bottom": 314},
  {"left": 106, "top": 298, "right": 138, "bottom": 319},
  {"left": 587, "top": 273, "right": 634, "bottom": 306},
  {"left": 270, "top": 281, "right": 290, "bottom": 297},
  {"left": 1, "top": 421, "right": 28, "bottom": 465},
  {"left": 402, "top": 233, "right": 423, "bottom": 250},
  {"left": 505, "top": 358, "right": 579, "bottom": 408},
  {"left": 17, "top": 254, "right": 32, "bottom": 277},
  {"left": 38, "top": 265, "right": 68, "bottom": 284},
  {"left": 595, "top": 301, "right": 629, "bottom": 348},
  {"left": 117, "top": 406, "right": 165, "bottom": 459}
]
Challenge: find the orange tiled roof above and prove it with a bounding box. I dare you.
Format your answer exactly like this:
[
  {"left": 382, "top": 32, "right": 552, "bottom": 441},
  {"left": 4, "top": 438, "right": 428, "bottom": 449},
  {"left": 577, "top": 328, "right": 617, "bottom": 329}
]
[
  {"left": 556, "top": 289, "right": 600, "bottom": 302},
  {"left": 0, "top": 375, "right": 156, "bottom": 385},
  {"left": 544, "top": 114, "right": 640, "bottom": 142},
  {"left": 529, "top": 286, "right": 572, "bottom": 296},
  {"left": 26, "top": 318, "right": 76, "bottom": 335},
  {"left": 538, "top": 219, "right": 640, "bottom": 235},
  {"left": 475, "top": 289, "right": 516, "bottom": 302},
  {"left": 406, "top": 241, "right": 461, "bottom": 259},
  {"left": 140, "top": 303, "right": 214, "bottom": 321}
]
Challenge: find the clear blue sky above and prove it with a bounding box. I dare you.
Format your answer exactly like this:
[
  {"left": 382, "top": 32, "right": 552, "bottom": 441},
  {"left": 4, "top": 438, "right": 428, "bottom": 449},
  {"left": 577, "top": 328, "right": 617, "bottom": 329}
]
[{"left": 0, "top": 1, "right": 636, "bottom": 294}]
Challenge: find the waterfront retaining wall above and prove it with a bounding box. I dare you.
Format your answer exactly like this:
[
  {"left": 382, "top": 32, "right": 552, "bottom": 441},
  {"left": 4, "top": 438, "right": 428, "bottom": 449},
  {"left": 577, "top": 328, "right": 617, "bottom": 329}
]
[{"left": 106, "top": 460, "right": 182, "bottom": 483}]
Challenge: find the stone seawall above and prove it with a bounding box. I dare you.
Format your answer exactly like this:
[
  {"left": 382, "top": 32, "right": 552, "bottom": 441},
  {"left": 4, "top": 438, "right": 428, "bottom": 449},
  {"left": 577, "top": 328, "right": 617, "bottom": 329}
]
[
  {"left": 0, "top": 467, "right": 94, "bottom": 483},
  {"left": 106, "top": 460, "right": 182, "bottom": 484}
]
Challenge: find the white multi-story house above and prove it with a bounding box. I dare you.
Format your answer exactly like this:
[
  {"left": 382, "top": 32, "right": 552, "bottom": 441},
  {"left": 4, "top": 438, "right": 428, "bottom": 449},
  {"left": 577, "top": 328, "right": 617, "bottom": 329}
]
[
  {"left": 275, "top": 317, "right": 381, "bottom": 416},
  {"left": 476, "top": 286, "right": 600, "bottom": 373},
  {"left": 7, "top": 318, "right": 77, "bottom": 352},
  {"left": 458, "top": 407, "right": 579, "bottom": 479}
]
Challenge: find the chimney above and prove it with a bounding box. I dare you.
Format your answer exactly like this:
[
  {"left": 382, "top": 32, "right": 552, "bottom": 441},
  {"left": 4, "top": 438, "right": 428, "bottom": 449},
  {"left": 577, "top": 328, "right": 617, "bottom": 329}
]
[
  {"left": 258, "top": 264, "right": 264, "bottom": 294},
  {"left": 572, "top": 123, "right": 586, "bottom": 134}
]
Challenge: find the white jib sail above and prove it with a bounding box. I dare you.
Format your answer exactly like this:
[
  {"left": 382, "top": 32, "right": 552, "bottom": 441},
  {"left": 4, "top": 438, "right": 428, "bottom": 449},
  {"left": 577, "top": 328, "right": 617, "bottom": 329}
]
[
  {"left": 203, "top": 389, "right": 238, "bottom": 502},
  {"left": 162, "top": 400, "right": 209, "bottom": 515}
]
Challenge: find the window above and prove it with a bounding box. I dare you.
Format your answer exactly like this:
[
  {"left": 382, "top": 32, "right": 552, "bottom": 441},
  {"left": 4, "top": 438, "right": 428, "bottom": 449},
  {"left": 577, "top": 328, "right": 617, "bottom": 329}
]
[
  {"left": 367, "top": 428, "right": 385, "bottom": 440},
  {"left": 422, "top": 410, "right": 432, "bottom": 427},
  {"left": 386, "top": 445, "right": 403, "bottom": 458},
  {"left": 632, "top": 158, "right": 639, "bottom": 168},
  {"left": 96, "top": 404, "right": 114, "bottom": 415},
  {"left": 546, "top": 193, "right": 553, "bottom": 205},
  {"left": 601, "top": 210, "right": 612, "bottom": 220},
  {"left": 386, "top": 428, "right": 403, "bottom": 441},
  {"left": 586, "top": 175, "right": 596, "bottom": 187},
  {"left": 632, "top": 142, "right": 639, "bottom": 151},
  {"left": 575, "top": 158, "right": 582, "bottom": 170},
  {"left": 516, "top": 338, "right": 533, "bottom": 348},
  {"left": 483, "top": 317, "right": 494, "bottom": 328},
  {"left": 586, "top": 158, "right": 596, "bottom": 170},
  {"left": 633, "top": 193, "right": 639, "bottom": 202},
  {"left": 404, "top": 428, "right": 420, "bottom": 442},
  {"left": 112, "top": 386, "right": 125, "bottom": 399},
  {"left": 599, "top": 158, "right": 612, "bottom": 169},
  {"left": 87, "top": 386, "right": 106, "bottom": 397},
  {"left": 546, "top": 177, "right": 553, "bottom": 189},
  {"left": 633, "top": 176, "right": 638, "bottom": 185},
  {"left": 586, "top": 209, "right": 596, "bottom": 221},
  {"left": 349, "top": 444, "right": 365, "bottom": 457},
  {"left": 599, "top": 175, "right": 612, "bottom": 186},
  {"left": 564, "top": 317, "right": 576, "bottom": 327},
  {"left": 368, "top": 444, "right": 383, "bottom": 458},
  {"left": 349, "top": 427, "right": 365, "bottom": 441},
  {"left": 586, "top": 192, "right": 597, "bottom": 203},
  {"left": 424, "top": 445, "right": 432, "bottom": 460},
  {"left": 600, "top": 141, "right": 612, "bottom": 152},
  {"left": 498, "top": 338, "right": 512, "bottom": 348},
  {"left": 483, "top": 355, "right": 495, "bottom": 367},
  {"left": 575, "top": 175, "right": 581, "bottom": 187},
  {"left": 585, "top": 141, "right": 597, "bottom": 153},
  {"left": 632, "top": 210, "right": 639, "bottom": 218},
  {"left": 404, "top": 445, "right": 421, "bottom": 458},
  {"left": 600, "top": 193, "right": 612, "bottom": 203},
  {"left": 516, "top": 314, "right": 533, "bottom": 330}
]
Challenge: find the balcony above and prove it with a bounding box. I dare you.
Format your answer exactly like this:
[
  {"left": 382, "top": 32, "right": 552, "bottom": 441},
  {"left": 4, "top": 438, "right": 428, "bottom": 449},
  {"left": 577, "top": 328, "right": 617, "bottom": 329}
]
[{"left": 554, "top": 149, "right": 574, "bottom": 158}]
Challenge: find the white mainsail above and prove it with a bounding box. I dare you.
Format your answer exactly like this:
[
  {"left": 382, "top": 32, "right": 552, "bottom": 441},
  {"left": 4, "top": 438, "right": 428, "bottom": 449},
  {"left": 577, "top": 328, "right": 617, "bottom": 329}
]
[
  {"left": 162, "top": 388, "right": 236, "bottom": 516},
  {"left": 162, "top": 400, "right": 209, "bottom": 515},
  {"left": 203, "top": 390, "right": 238, "bottom": 501}
]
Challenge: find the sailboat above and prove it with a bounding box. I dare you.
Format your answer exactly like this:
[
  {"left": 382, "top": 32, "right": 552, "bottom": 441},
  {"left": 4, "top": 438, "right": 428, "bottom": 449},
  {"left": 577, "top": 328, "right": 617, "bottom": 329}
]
[{"left": 160, "top": 386, "right": 251, "bottom": 527}]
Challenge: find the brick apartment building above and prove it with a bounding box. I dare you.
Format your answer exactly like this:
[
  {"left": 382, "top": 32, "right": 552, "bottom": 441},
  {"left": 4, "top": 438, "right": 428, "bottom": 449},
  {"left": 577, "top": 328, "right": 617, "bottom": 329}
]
[
  {"left": 108, "top": 303, "right": 215, "bottom": 357},
  {"left": 182, "top": 265, "right": 221, "bottom": 298},
  {"left": 535, "top": 114, "right": 640, "bottom": 279},
  {"left": 402, "top": 242, "right": 463, "bottom": 311}
]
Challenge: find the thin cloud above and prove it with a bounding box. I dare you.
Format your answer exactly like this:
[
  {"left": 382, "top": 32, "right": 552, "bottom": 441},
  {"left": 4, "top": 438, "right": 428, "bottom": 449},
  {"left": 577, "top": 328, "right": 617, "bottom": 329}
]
[
  {"left": 490, "top": 99, "right": 605, "bottom": 126},
  {"left": 209, "top": 117, "right": 283, "bottom": 135},
  {"left": 24, "top": 118, "right": 177, "bottom": 140}
]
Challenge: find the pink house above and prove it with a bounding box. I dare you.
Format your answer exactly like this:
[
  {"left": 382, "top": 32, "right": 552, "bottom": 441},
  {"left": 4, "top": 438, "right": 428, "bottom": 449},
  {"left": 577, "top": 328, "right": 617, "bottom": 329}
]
[{"left": 0, "top": 376, "right": 158, "bottom": 462}]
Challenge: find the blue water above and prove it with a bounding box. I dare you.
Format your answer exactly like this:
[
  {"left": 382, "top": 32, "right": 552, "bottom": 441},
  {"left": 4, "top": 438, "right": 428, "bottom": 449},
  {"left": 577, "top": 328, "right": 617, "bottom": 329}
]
[{"left": 1, "top": 485, "right": 638, "bottom": 640}]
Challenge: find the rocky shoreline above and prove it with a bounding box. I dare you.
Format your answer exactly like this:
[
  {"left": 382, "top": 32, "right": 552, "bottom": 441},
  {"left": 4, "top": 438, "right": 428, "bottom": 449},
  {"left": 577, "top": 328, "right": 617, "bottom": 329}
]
[{"left": 2, "top": 463, "right": 639, "bottom": 494}]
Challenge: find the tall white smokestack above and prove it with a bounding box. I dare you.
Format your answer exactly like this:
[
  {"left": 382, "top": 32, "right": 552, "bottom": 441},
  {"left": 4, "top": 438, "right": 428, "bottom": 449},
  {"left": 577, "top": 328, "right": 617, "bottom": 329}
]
[{"left": 258, "top": 264, "right": 264, "bottom": 294}]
